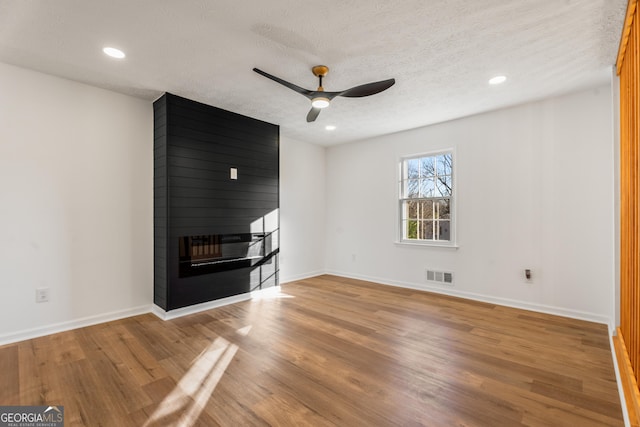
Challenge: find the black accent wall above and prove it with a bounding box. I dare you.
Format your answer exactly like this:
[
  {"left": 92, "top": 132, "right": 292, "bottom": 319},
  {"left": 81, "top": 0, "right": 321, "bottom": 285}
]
[{"left": 154, "top": 93, "right": 279, "bottom": 311}]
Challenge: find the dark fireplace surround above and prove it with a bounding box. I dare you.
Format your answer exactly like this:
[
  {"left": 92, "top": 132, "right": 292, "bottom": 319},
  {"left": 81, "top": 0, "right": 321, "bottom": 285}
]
[{"left": 154, "top": 93, "right": 279, "bottom": 311}]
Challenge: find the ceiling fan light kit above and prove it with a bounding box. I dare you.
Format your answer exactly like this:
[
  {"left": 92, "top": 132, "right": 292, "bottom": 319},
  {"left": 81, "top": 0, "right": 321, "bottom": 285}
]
[
  {"left": 253, "top": 65, "right": 395, "bottom": 122},
  {"left": 311, "top": 97, "right": 330, "bottom": 109}
]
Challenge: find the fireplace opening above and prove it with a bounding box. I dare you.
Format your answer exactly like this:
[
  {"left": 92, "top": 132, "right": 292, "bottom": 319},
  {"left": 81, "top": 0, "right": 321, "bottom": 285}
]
[{"left": 178, "top": 232, "right": 277, "bottom": 277}]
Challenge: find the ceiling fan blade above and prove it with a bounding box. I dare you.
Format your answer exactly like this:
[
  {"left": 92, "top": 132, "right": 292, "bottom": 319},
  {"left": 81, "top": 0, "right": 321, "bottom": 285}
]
[
  {"left": 306, "top": 107, "right": 322, "bottom": 122},
  {"left": 337, "top": 78, "right": 396, "bottom": 98},
  {"left": 253, "top": 68, "right": 314, "bottom": 98}
]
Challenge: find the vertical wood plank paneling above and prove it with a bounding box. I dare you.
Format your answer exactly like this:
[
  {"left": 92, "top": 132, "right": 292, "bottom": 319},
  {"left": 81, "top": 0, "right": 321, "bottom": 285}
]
[
  {"left": 153, "top": 96, "right": 169, "bottom": 310},
  {"left": 618, "top": 1, "right": 640, "bottom": 425},
  {"left": 635, "top": 0, "right": 640, "bottom": 380},
  {"left": 153, "top": 93, "right": 280, "bottom": 311},
  {"left": 632, "top": 11, "right": 637, "bottom": 378}
]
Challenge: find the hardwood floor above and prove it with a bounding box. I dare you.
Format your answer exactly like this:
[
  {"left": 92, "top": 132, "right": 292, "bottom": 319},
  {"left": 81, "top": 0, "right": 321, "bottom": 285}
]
[{"left": 0, "top": 275, "right": 623, "bottom": 426}]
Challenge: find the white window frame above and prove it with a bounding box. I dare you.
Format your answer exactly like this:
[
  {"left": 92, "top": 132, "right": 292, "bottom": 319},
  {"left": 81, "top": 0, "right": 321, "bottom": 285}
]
[{"left": 397, "top": 149, "right": 457, "bottom": 248}]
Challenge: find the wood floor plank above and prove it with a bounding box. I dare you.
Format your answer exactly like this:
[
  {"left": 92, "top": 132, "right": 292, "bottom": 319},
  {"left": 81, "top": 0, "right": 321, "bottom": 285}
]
[
  {"left": 17, "top": 341, "right": 42, "bottom": 405},
  {"left": 0, "top": 344, "right": 19, "bottom": 404},
  {"left": 0, "top": 275, "right": 624, "bottom": 426}
]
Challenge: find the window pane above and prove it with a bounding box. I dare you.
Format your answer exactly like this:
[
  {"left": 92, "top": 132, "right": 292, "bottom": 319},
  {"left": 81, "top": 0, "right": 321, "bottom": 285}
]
[
  {"left": 421, "top": 157, "right": 435, "bottom": 178},
  {"left": 437, "top": 154, "right": 452, "bottom": 176},
  {"left": 407, "top": 158, "right": 419, "bottom": 179},
  {"left": 405, "top": 179, "right": 419, "bottom": 198},
  {"left": 437, "top": 199, "right": 450, "bottom": 219},
  {"left": 438, "top": 220, "right": 451, "bottom": 241},
  {"left": 419, "top": 200, "right": 434, "bottom": 219},
  {"left": 435, "top": 175, "right": 452, "bottom": 196},
  {"left": 420, "top": 220, "right": 435, "bottom": 240},
  {"left": 405, "top": 200, "right": 418, "bottom": 219},
  {"left": 420, "top": 179, "right": 435, "bottom": 197},
  {"left": 405, "top": 220, "right": 418, "bottom": 239}
]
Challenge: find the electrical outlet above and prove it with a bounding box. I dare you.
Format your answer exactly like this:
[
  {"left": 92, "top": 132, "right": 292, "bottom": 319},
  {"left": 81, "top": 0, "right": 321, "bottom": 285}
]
[{"left": 36, "top": 288, "right": 49, "bottom": 303}]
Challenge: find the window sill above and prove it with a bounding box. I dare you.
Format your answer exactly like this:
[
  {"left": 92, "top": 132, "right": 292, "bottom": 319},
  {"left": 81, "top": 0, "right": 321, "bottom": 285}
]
[{"left": 394, "top": 240, "right": 459, "bottom": 249}]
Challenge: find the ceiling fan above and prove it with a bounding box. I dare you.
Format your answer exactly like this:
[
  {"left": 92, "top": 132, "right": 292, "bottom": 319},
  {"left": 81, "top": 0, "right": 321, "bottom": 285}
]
[{"left": 253, "top": 66, "right": 395, "bottom": 122}]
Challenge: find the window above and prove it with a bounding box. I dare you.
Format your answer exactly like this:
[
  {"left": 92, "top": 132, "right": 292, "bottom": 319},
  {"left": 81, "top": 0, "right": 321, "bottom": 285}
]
[{"left": 400, "top": 152, "right": 453, "bottom": 243}]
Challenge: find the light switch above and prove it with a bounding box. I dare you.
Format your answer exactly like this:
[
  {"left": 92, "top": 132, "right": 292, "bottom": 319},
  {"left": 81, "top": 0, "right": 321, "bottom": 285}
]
[{"left": 230, "top": 167, "right": 238, "bottom": 180}]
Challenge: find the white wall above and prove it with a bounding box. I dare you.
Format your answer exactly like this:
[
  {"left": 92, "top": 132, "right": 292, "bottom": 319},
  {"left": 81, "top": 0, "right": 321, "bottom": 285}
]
[
  {"left": 611, "top": 69, "right": 621, "bottom": 328},
  {"left": 325, "top": 85, "right": 616, "bottom": 325},
  {"left": 0, "top": 62, "right": 153, "bottom": 342},
  {"left": 279, "top": 136, "right": 326, "bottom": 282},
  {"left": 0, "top": 60, "right": 616, "bottom": 340}
]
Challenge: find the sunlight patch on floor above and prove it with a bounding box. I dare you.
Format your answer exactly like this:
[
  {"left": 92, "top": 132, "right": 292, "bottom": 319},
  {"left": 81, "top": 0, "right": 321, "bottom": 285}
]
[
  {"left": 250, "top": 286, "right": 294, "bottom": 301},
  {"left": 143, "top": 336, "right": 239, "bottom": 427},
  {"left": 236, "top": 325, "right": 252, "bottom": 336}
]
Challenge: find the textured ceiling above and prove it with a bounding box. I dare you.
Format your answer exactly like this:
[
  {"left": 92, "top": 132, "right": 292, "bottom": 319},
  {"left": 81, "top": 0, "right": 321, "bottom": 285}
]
[{"left": 0, "top": 0, "right": 628, "bottom": 146}]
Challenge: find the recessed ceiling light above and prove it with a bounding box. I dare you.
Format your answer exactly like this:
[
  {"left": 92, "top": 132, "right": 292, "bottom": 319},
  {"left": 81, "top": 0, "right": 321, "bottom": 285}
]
[
  {"left": 489, "top": 75, "right": 507, "bottom": 85},
  {"left": 103, "top": 47, "right": 125, "bottom": 59},
  {"left": 325, "top": 125, "right": 336, "bottom": 131}
]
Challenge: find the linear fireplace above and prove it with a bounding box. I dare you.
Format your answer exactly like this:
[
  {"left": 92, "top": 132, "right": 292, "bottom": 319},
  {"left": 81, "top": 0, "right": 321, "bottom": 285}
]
[{"left": 178, "top": 232, "right": 278, "bottom": 277}]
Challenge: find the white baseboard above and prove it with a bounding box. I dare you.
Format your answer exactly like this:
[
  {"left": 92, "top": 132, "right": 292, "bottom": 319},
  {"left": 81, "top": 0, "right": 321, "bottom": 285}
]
[
  {"left": 609, "top": 332, "right": 632, "bottom": 427},
  {"left": 0, "top": 305, "right": 152, "bottom": 347},
  {"left": 280, "top": 270, "right": 325, "bottom": 284},
  {"left": 325, "top": 270, "right": 612, "bottom": 326},
  {"left": 151, "top": 285, "right": 284, "bottom": 321}
]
